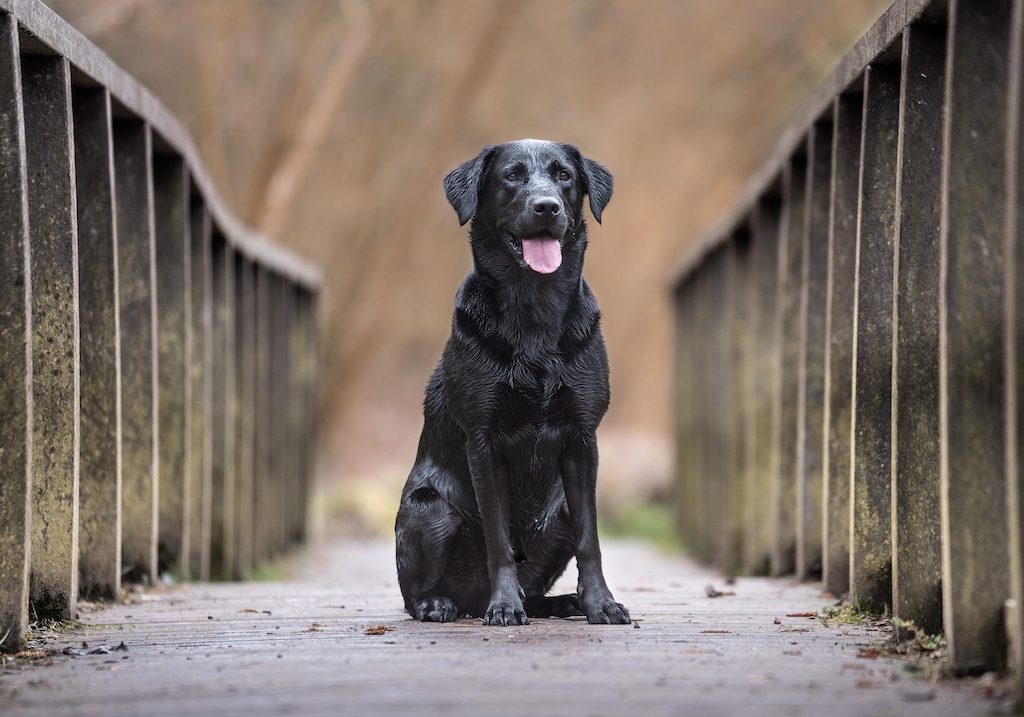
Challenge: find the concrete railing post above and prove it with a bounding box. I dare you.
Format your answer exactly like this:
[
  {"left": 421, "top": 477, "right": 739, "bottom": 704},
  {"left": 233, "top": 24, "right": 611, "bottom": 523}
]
[
  {"left": 154, "top": 154, "right": 190, "bottom": 576},
  {"left": 891, "top": 22, "right": 946, "bottom": 637},
  {"left": 187, "top": 200, "right": 212, "bottom": 580},
  {"left": 797, "top": 123, "right": 832, "bottom": 580},
  {"left": 850, "top": 61, "right": 900, "bottom": 613},
  {"left": 73, "top": 86, "right": 121, "bottom": 600},
  {"left": 114, "top": 120, "right": 158, "bottom": 586},
  {"left": 940, "top": 0, "right": 1013, "bottom": 673},
  {"left": 23, "top": 52, "right": 80, "bottom": 621},
  {"left": 773, "top": 156, "right": 807, "bottom": 577},
  {"left": 823, "top": 93, "right": 861, "bottom": 598},
  {"left": 0, "top": 11, "right": 32, "bottom": 649}
]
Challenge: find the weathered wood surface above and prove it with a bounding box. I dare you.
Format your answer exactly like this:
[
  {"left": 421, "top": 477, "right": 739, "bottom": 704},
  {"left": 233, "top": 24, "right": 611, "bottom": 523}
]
[{"left": 0, "top": 540, "right": 994, "bottom": 716}]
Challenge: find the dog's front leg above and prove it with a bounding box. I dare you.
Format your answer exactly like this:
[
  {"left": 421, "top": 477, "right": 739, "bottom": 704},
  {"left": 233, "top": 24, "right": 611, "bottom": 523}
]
[
  {"left": 467, "top": 439, "right": 528, "bottom": 626},
  {"left": 561, "top": 436, "right": 631, "bottom": 624}
]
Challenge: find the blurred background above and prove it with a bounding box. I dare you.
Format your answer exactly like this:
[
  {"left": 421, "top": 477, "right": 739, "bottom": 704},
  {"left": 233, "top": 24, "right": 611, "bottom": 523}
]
[{"left": 44, "top": 0, "right": 889, "bottom": 544}]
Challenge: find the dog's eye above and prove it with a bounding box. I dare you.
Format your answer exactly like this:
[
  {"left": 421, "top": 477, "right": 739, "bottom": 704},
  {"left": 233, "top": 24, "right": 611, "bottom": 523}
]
[
  {"left": 558, "top": 170, "right": 571, "bottom": 182},
  {"left": 504, "top": 170, "right": 518, "bottom": 182}
]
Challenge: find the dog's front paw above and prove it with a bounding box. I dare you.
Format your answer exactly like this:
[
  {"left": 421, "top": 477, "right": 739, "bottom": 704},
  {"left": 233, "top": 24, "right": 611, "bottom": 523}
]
[
  {"left": 581, "top": 594, "right": 631, "bottom": 625},
  {"left": 483, "top": 599, "right": 529, "bottom": 626}
]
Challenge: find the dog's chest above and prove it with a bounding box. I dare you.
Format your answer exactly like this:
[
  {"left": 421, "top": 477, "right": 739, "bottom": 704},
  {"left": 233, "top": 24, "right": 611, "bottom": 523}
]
[{"left": 492, "top": 353, "right": 591, "bottom": 436}]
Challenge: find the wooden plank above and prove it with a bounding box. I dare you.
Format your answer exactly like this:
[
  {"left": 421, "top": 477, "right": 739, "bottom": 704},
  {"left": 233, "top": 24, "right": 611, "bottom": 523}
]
[
  {"left": 0, "top": 10, "right": 31, "bottom": 650},
  {"left": 797, "top": 122, "right": 832, "bottom": 581},
  {"left": 73, "top": 85, "right": 121, "bottom": 600},
  {"left": 823, "top": 92, "right": 862, "bottom": 598},
  {"left": 114, "top": 119, "right": 158, "bottom": 585},
  {"left": 23, "top": 53, "right": 80, "bottom": 620},
  {"left": 153, "top": 154, "right": 190, "bottom": 576},
  {"left": 891, "top": 22, "right": 946, "bottom": 637},
  {"left": 940, "top": 0, "right": 1013, "bottom": 673},
  {"left": 0, "top": 539, "right": 997, "bottom": 717}
]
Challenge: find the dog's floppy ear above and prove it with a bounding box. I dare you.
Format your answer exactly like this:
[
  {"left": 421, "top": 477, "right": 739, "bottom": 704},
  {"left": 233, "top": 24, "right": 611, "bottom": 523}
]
[
  {"left": 443, "top": 145, "right": 495, "bottom": 226},
  {"left": 564, "top": 144, "right": 613, "bottom": 223}
]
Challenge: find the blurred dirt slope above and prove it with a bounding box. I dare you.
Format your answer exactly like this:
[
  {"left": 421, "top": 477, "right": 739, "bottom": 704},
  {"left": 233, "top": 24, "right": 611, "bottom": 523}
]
[{"left": 44, "top": 0, "right": 890, "bottom": 518}]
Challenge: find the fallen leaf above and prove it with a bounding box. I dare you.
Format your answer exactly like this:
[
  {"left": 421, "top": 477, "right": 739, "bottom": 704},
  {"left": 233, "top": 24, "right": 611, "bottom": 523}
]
[
  {"left": 773, "top": 617, "right": 781, "bottom": 625},
  {"left": 239, "top": 608, "right": 260, "bottom": 614},
  {"left": 705, "top": 585, "right": 736, "bottom": 598},
  {"left": 309, "top": 622, "right": 326, "bottom": 632},
  {"left": 364, "top": 625, "right": 394, "bottom": 636},
  {"left": 857, "top": 648, "right": 881, "bottom": 660},
  {"left": 785, "top": 611, "right": 817, "bottom": 618}
]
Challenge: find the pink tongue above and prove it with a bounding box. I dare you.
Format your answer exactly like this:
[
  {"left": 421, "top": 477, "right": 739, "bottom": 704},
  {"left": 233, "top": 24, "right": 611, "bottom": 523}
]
[{"left": 521, "top": 237, "right": 562, "bottom": 274}]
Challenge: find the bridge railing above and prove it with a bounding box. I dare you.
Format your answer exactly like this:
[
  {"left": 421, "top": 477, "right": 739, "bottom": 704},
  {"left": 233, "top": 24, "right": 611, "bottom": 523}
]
[
  {"left": 0, "top": 0, "right": 320, "bottom": 650},
  {"left": 671, "top": 0, "right": 1024, "bottom": 684}
]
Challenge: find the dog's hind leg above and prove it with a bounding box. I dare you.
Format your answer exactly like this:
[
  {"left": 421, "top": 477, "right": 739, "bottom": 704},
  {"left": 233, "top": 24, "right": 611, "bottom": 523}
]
[
  {"left": 395, "top": 477, "right": 462, "bottom": 622},
  {"left": 524, "top": 593, "right": 584, "bottom": 618}
]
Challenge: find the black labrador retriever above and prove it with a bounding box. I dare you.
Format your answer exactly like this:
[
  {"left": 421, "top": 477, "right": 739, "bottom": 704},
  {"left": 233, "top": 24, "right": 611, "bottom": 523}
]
[{"left": 395, "top": 139, "right": 629, "bottom": 626}]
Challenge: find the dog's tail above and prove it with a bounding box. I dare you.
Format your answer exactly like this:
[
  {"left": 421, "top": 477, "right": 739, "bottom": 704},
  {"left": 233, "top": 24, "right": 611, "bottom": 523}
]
[{"left": 524, "top": 593, "right": 584, "bottom": 618}]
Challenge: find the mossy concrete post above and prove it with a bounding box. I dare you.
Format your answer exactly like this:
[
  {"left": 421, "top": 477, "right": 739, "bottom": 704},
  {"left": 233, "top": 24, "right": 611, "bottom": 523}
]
[
  {"left": 287, "top": 285, "right": 305, "bottom": 544},
  {"left": 671, "top": 279, "right": 692, "bottom": 552},
  {"left": 941, "top": 0, "right": 1012, "bottom": 673},
  {"left": 73, "top": 86, "right": 121, "bottom": 599},
  {"left": 271, "top": 274, "right": 289, "bottom": 555},
  {"left": 718, "top": 244, "right": 740, "bottom": 576},
  {"left": 735, "top": 226, "right": 759, "bottom": 575},
  {"left": 850, "top": 62, "right": 900, "bottom": 613},
  {"left": 233, "top": 257, "right": 256, "bottom": 577},
  {"left": 0, "top": 12, "right": 32, "bottom": 650},
  {"left": 23, "top": 54, "right": 80, "bottom": 620},
  {"left": 301, "top": 290, "right": 319, "bottom": 544},
  {"left": 700, "top": 251, "right": 725, "bottom": 568},
  {"left": 253, "top": 267, "right": 272, "bottom": 565},
  {"left": 823, "top": 93, "right": 862, "bottom": 598},
  {"left": 114, "top": 120, "right": 158, "bottom": 585},
  {"left": 891, "top": 23, "right": 946, "bottom": 637},
  {"left": 797, "top": 123, "right": 832, "bottom": 581},
  {"left": 684, "top": 272, "right": 706, "bottom": 560},
  {"left": 210, "top": 235, "right": 236, "bottom": 578},
  {"left": 154, "top": 155, "right": 190, "bottom": 576},
  {"left": 1008, "top": 0, "right": 1024, "bottom": 698},
  {"left": 772, "top": 156, "right": 807, "bottom": 577},
  {"left": 750, "top": 197, "right": 782, "bottom": 575},
  {"left": 187, "top": 201, "right": 211, "bottom": 580}
]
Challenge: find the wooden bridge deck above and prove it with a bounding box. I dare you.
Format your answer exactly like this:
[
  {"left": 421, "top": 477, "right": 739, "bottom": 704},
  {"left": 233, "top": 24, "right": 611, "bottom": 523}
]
[{"left": 0, "top": 539, "right": 1000, "bottom": 717}]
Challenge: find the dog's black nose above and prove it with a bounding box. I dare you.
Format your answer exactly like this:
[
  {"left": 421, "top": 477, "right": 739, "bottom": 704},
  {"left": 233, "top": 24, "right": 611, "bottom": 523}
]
[{"left": 532, "top": 196, "right": 561, "bottom": 215}]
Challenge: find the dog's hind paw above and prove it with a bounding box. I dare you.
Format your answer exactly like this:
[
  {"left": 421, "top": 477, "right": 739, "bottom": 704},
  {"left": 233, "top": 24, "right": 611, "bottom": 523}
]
[
  {"left": 584, "top": 599, "right": 631, "bottom": 625},
  {"left": 483, "top": 600, "right": 529, "bottom": 626},
  {"left": 412, "top": 596, "right": 458, "bottom": 623}
]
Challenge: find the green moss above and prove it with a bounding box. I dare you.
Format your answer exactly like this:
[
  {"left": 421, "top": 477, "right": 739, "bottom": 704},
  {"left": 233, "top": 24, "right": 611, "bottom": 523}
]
[
  {"left": 600, "top": 500, "right": 681, "bottom": 553},
  {"left": 819, "top": 601, "right": 879, "bottom": 626}
]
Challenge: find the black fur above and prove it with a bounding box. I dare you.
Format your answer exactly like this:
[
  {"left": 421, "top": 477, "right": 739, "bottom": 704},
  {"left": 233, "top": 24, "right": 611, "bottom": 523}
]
[{"left": 395, "top": 139, "right": 629, "bottom": 626}]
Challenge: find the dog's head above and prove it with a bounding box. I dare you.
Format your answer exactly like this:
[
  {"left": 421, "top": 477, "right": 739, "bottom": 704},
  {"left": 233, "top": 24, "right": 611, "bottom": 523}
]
[{"left": 443, "top": 139, "right": 612, "bottom": 275}]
